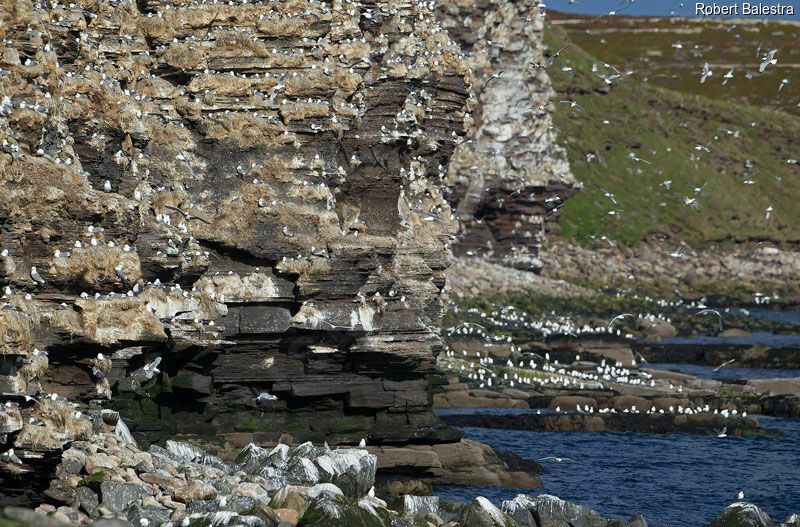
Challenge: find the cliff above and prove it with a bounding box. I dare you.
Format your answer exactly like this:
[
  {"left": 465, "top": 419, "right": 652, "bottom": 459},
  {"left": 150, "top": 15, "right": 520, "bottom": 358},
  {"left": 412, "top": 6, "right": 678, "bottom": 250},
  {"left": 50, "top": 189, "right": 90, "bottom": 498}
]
[
  {"left": 0, "top": 0, "right": 570, "bottom": 506},
  {"left": 1, "top": 0, "right": 469, "bottom": 470},
  {"left": 435, "top": 0, "right": 579, "bottom": 272}
]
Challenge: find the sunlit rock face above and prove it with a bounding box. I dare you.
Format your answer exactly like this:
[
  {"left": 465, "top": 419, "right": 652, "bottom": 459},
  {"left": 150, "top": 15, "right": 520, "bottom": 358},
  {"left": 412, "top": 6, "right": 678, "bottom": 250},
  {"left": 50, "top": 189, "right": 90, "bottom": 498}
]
[
  {"left": 0, "top": 0, "right": 470, "bottom": 452},
  {"left": 435, "top": 1, "right": 579, "bottom": 272}
]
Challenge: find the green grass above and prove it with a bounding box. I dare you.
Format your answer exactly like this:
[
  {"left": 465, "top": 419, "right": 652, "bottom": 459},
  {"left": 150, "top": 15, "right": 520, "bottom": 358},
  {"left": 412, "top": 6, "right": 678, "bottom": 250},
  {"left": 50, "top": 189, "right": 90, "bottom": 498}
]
[{"left": 541, "top": 22, "right": 800, "bottom": 247}]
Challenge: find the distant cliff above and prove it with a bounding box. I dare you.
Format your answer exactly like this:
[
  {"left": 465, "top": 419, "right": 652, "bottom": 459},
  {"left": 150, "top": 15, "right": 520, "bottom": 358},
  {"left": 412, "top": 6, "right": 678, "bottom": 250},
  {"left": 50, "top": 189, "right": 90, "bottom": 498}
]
[{"left": 436, "top": 0, "right": 579, "bottom": 272}]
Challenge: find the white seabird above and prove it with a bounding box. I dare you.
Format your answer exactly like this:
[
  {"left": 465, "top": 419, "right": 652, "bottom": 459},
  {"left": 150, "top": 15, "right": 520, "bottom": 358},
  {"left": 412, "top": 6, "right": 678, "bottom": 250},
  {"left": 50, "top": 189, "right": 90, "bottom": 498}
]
[
  {"left": 30, "top": 266, "right": 45, "bottom": 285},
  {"left": 143, "top": 357, "right": 161, "bottom": 380}
]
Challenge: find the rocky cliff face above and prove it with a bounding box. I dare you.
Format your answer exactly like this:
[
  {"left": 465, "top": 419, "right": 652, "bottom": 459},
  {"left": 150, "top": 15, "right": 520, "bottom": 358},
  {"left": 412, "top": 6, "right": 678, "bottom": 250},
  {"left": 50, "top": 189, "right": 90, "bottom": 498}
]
[
  {"left": 435, "top": 0, "right": 579, "bottom": 272},
  {"left": 0, "top": 0, "right": 472, "bottom": 464}
]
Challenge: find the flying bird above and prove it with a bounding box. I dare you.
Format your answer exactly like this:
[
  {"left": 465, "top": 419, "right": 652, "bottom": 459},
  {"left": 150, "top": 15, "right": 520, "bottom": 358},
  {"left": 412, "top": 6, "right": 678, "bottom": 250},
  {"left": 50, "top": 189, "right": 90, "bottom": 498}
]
[
  {"left": 759, "top": 49, "right": 778, "bottom": 72},
  {"left": 696, "top": 309, "right": 723, "bottom": 331},
  {"left": 164, "top": 206, "right": 211, "bottom": 224},
  {"left": 607, "top": 313, "right": 634, "bottom": 329},
  {"left": 143, "top": 357, "right": 161, "bottom": 380},
  {"left": 713, "top": 358, "right": 736, "bottom": 372},
  {"left": 410, "top": 208, "right": 451, "bottom": 226},
  {"left": 700, "top": 62, "right": 712, "bottom": 84},
  {"left": 254, "top": 392, "right": 278, "bottom": 404},
  {"left": 722, "top": 68, "right": 734, "bottom": 85}
]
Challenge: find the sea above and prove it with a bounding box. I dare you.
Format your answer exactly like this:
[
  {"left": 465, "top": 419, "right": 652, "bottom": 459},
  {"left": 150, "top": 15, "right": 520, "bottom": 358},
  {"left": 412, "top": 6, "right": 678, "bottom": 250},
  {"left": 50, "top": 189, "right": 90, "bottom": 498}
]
[{"left": 434, "top": 311, "right": 800, "bottom": 526}]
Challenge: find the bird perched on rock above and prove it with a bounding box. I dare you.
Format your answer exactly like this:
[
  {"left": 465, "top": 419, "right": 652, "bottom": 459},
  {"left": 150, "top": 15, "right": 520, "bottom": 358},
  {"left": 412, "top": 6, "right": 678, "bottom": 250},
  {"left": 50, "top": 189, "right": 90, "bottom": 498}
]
[
  {"left": 30, "top": 266, "right": 45, "bottom": 285},
  {"left": 359, "top": 438, "right": 366, "bottom": 448},
  {"left": 1, "top": 448, "right": 22, "bottom": 464}
]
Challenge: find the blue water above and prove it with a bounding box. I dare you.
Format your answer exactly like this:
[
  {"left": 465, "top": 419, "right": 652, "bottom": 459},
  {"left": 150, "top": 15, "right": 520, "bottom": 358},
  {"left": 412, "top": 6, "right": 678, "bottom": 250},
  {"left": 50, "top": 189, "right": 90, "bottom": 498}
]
[
  {"left": 652, "top": 331, "right": 800, "bottom": 346},
  {"left": 648, "top": 363, "right": 800, "bottom": 380},
  {"left": 740, "top": 308, "right": 800, "bottom": 326},
  {"left": 435, "top": 413, "right": 800, "bottom": 526},
  {"left": 547, "top": 0, "right": 800, "bottom": 20}
]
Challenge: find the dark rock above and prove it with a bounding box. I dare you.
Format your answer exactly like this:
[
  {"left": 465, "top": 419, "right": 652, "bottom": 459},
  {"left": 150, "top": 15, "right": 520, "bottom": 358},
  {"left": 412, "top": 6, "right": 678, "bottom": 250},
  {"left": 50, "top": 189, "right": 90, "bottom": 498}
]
[
  {"left": 186, "top": 500, "right": 221, "bottom": 515},
  {"left": 43, "top": 479, "right": 76, "bottom": 506},
  {"left": 298, "top": 493, "right": 398, "bottom": 527},
  {"left": 182, "top": 512, "right": 268, "bottom": 527},
  {"left": 502, "top": 494, "right": 611, "bottom": 527},
  {"left": 123, "top": 503, "right": 172, "bottom": 526},
  {"left": 99, "top": 481, "right": 148, "bottom": 515},
  {"left": 76, "top": 486, "right": 99, "bottom": 517}
]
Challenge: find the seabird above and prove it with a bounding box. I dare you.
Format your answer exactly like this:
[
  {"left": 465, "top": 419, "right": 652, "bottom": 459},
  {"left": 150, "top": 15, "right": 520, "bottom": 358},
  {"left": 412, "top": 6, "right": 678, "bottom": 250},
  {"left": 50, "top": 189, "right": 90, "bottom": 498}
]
[
  {"left": 164, "top": 206, "right": 211, "bottom": 224},
  {"left": 359, "top": 438, "right": 366, "bottom": 448},
  {"left": 700, "top": 62, "right": 712, "bottom": 84},
  {"left": 143, "top": 357, "right": 161, "bottom": 380},
  {"left": 722, "top": 68, "right": 734, "bottom": 85},
  {"left": 715, "top": 426, "right": 728, "bottom": 438},
  {"left": 696, "top": 309, "right": 723, "bottom": 331},
  {"left": 30, "top": 266, "right": 45, "bottom": 285},
  {"left": 713, "top": 359, "right": 735, "bottom": 372},
  {"left": 737, "top": 490, "right": 744, "bottom": 500},
  {"left": 1, "top": 448, "right": 22, "bottom": 464},
  {"left": 540, "top": 457, "right": 573, "bottom": 463},
  {"left": 606, "top": 313, "right": 634, "bottom": 329},
  {"left": 254, "top": 392, "right": 278, "bottom": 404},
  {"left": 759, "top": 49, "right": 778, "bottom": 72},
  {"left": 410, "top": 208, "right": 451, "bottom": 226}
]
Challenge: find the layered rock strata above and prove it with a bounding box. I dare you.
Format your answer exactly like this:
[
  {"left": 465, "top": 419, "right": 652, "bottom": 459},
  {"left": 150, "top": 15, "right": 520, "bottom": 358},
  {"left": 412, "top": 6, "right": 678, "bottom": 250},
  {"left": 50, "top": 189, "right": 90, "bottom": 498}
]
[
  {"left": 435, "top": 1, "right": 579, "bottom": 272},
  {"left": 0, "top": 0, "right": 475, "bottom": 483}
]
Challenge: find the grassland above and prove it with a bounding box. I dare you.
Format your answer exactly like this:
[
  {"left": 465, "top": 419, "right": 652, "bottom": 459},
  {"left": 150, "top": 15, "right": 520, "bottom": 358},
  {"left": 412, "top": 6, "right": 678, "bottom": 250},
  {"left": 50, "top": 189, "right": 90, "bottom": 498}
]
[{"left": 540, "top": 16, "right": 800, "bottom": 247}]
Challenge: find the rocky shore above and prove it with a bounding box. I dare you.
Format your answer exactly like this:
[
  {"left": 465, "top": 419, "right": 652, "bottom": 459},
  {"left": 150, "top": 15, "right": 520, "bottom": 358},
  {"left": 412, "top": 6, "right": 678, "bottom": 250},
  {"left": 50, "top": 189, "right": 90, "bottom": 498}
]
[
  {"left": 439, "top": 411, "right": 781, "bottom": 436},
  {"left": 435, "top": 333, "right": 800, "bottom": 425},
  {"left": 2, "top": 415, "right": 793, "bottom": 527}
]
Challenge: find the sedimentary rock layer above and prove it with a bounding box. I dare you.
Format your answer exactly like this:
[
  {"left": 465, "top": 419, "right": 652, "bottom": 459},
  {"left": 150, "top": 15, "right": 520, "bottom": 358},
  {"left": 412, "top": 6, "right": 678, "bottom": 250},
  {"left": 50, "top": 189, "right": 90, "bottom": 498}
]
[{"left": 0, "top": 0, "right": 470, "bottom": 457}]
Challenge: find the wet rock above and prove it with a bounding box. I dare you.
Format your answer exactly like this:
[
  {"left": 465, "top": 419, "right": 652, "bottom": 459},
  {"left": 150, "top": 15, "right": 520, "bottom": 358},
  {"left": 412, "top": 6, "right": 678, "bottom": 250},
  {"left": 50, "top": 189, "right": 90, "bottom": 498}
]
[
  {"left": 99, "top": 480, "right": 149, "bottom": 515},
  {"left": 708, "top": 502, "right": 772, "bottom": 527}
]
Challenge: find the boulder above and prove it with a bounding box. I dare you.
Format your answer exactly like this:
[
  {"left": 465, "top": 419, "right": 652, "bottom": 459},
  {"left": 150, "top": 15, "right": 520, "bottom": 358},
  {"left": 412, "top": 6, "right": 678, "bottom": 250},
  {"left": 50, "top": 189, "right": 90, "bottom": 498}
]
[
  {"left": 502, "top": 494, "right": 611, "bottom": 527},
  {"left": 269, "top": 488, "right": 310, "bottom": 517},
  {"left": 99, "top": 480, "right": 148, "bottom": 515},
  {"left": 464, "top": 497, "right": 517, "bottom": 527},
  {"left": 708, "top": 502, "right": 772, "bottom": 527}
]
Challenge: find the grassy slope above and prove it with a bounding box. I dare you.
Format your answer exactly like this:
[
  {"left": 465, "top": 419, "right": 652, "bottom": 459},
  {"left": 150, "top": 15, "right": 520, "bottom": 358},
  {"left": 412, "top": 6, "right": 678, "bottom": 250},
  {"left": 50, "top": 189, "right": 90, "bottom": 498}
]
[{"left": 542, "top": 22, "right": 800, "bottom": 247}]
